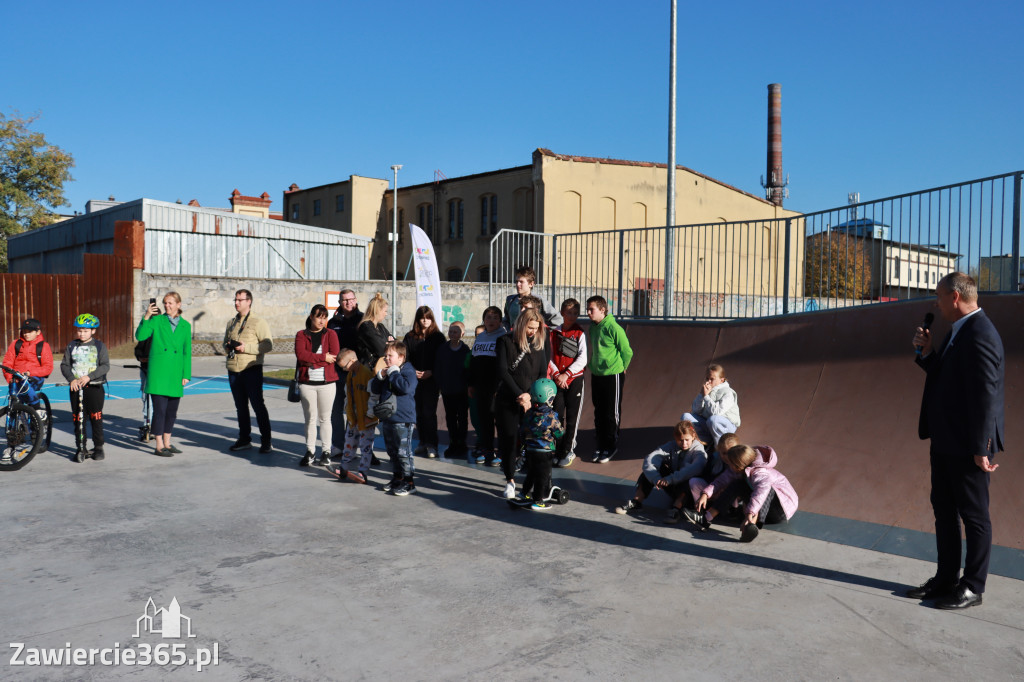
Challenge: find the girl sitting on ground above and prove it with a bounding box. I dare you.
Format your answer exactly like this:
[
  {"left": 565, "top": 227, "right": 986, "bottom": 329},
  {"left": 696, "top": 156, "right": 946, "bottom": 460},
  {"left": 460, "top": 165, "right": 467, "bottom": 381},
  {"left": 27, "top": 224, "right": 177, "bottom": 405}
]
[{"left": 684, "top": 439, "right": 798, "bottom": 542}]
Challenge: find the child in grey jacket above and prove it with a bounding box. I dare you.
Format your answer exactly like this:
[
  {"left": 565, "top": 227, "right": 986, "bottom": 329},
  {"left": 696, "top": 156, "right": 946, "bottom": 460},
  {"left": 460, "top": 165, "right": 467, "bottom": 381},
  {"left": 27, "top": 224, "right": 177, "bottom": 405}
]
[{"left": 614, "top": 421, "right": 720, "bottom": 522}]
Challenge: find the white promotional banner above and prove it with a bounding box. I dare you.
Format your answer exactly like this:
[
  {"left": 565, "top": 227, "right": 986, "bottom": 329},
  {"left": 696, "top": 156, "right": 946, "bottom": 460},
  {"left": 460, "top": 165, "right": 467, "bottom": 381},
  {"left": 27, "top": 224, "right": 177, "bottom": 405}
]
[{"left": 408, "top": 223, "right": 443, "bottom": 323}]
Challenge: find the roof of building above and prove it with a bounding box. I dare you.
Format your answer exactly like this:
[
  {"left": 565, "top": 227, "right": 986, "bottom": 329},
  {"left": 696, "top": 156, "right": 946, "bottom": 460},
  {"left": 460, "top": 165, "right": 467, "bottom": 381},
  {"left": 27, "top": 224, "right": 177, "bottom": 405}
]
[
  {"left": 535, "top": 148, "right": 774, "bottom": 206},
  {"left": 285, "top": 148, "right": 775, "bottom": 206}
]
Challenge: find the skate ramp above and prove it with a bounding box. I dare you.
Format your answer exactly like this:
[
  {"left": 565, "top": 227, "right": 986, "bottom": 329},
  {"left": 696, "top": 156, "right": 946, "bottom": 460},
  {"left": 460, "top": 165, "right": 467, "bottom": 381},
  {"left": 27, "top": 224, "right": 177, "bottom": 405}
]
[{"left": 568, "top": 295, "right": 1023, "bottom": 553}]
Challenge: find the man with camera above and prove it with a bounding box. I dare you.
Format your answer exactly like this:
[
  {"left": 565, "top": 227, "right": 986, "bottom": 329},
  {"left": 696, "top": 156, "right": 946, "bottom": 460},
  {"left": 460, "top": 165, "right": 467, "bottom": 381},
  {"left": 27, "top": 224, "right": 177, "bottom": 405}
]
[{"left": 224, "top": 289, "right": 274, "bottom": 453}]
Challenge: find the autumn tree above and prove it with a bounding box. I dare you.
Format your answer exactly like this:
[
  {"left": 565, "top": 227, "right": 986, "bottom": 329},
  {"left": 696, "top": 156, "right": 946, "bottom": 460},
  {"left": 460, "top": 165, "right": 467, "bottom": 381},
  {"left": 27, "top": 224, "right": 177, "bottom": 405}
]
[
  {"left": 0, "top": 112, "right": 75, "bottom": 271},
  {"left": 803, "top": 232, "right": 873, "bottom": 300}
]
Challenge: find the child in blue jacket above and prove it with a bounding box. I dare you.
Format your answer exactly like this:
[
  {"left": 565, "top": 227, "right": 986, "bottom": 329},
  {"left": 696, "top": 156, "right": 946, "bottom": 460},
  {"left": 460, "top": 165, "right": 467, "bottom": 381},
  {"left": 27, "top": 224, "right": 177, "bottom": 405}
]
[{"left": 370, "top": 341, "right": 419, "bottom": 496}]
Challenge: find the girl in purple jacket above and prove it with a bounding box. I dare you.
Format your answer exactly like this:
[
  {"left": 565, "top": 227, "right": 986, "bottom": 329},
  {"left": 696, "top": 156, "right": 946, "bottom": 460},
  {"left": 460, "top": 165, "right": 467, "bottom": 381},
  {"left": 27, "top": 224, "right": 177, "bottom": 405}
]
[{"left": 684, "top": 440, "right": 799, "bottom": 542}]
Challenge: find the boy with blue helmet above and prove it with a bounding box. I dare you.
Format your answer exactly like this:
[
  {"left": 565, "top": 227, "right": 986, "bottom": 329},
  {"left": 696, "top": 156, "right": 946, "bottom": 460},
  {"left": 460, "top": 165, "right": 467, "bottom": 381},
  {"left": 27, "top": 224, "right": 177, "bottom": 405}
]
[
  {"left": 60, "top": 313, "right": 109, "bottom": 461},
  {"left": 517, "top": 378, "right": 564, "bottom": 510}
]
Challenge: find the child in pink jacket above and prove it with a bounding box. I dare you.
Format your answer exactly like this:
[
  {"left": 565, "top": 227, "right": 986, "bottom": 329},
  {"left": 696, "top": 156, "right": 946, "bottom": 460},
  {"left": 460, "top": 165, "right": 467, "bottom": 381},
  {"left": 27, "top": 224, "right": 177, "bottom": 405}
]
[{"left": 684, "top": 441, "right": 798, "bottom": 542}]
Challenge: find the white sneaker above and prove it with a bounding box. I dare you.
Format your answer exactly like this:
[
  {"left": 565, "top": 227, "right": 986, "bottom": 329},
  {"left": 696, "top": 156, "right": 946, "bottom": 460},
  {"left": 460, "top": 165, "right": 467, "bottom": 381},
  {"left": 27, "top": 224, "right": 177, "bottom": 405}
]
[
  {"left": 504, "top": 482, "right": 516, "bottom": 499},
  {"left": 556, "top": 453, "right": 575, "bottom": 468}
]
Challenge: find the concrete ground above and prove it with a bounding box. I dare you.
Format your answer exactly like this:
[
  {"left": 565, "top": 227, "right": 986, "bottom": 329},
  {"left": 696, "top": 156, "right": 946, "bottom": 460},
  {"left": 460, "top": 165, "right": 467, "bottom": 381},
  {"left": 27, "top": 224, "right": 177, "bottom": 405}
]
[{"left": 1, "top": 357, "right": 1022, "bottom": 681}]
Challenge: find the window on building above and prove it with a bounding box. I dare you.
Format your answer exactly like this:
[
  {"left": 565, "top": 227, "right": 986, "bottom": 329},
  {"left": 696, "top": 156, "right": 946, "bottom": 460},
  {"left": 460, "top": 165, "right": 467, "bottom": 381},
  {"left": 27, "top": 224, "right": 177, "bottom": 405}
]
[
  {"left": 336, "top": 195, "right": 345, "bottom": 212},
  {"left": 478, "top": 266, "right": 490, "bottom": 283},
  {"left": 894, "top": 256, "right": 900, "bottom": 278},
  {"left": 291, "top": 203, "right": 300, "bottom": 220},
  {"left": 448, "top": 199, "right": 464, "bottom": 239},
  {"left": 418, "top": 203, "right": 434, "bottom": 241},
  {"left": 480, "top": 195, "right": 498, "bottom": 236},
  {"left": 313, "top": 199, "right": 321, "bottom": 216},
  {"left": 447, "top": 267, "right": 462, "bottom": 282}
]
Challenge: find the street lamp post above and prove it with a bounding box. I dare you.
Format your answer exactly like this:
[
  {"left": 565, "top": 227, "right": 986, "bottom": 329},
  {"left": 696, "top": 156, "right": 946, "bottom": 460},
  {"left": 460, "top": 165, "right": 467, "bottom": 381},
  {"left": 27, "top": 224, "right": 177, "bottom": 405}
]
[
  {"left": 664, "top": 0, "right": 677, "bottom": 320},
  {"left": 391, "top": 164, "right": 402, "bottom": 333}
]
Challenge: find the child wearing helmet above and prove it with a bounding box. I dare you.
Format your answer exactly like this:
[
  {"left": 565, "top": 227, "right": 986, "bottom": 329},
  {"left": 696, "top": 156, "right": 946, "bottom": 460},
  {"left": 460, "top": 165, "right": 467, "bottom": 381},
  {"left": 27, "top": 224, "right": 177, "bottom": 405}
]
[
  {"left": 2, "top": 318, "right": 55, "bottom": 412},
  {"left": 59, "top": 314, "right": 109, "bottom": 462},
  {"left": 517, "top": 378, "right": 564, "bottom": 510}
]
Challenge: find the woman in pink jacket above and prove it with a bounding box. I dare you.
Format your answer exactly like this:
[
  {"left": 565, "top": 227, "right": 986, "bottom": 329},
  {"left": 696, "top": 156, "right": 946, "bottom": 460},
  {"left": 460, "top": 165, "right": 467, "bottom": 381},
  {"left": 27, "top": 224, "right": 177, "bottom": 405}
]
[{"left": 685, "top": 441, "right": 798, "bottom": 543}]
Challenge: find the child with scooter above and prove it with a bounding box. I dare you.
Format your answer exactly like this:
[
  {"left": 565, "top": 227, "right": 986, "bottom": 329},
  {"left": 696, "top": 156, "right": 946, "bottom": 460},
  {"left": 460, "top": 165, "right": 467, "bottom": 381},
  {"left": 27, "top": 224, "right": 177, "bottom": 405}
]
[
  {"left": 511, "top": 378, "right": 565, "bottom": 511},
  {"left": 59, "top": 314, "right": 109, "bottom": 462}
]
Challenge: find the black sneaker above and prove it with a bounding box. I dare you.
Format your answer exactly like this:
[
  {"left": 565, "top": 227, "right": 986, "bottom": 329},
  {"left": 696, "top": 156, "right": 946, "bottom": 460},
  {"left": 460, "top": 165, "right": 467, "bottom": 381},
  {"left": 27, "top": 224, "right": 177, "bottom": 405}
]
[
  {"left": 393, "top": 481, "right": 416, "bottom": 496},
  {"left": 382, "top": 478, "right": 401, "bottom": 493},
  {"left": 73, "top": 448, "right": 89, "bottom": 463},
  {"left": 591, "top": 450, "right": 605, "bottom": 463},
  {"left": 317, "top": 453, "right": 332, "bottom": 467},
  {"left": 300, "top": 451, "right": 314, "bottom": 467},
  {"left": 598, "top": 449, "right": 617, "bottom": 464},
  {"left": 683, "top": 508, "right": 711, "bottom": 531},
  {"left": 229, "top": 439, "right": 252, "bottom": 451},
  {"left": 259, "top": 442, "right": 272, "bottom": 454},
  {"left": 740, "top": 524, "right": 760, "bottom": 543},
  {"left": 91, "top": 446, "right": 105, "bottom": 461},
  {"left": 614, "top": 499, "right": 642, "bottom": 515}
]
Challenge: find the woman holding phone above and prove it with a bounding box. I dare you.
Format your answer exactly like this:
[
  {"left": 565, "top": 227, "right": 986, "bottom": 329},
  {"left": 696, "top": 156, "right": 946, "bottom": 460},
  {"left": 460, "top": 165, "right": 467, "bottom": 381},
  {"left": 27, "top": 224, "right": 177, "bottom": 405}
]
[{"left": 135, "top": 292, "right": 192, "bottom": 456}]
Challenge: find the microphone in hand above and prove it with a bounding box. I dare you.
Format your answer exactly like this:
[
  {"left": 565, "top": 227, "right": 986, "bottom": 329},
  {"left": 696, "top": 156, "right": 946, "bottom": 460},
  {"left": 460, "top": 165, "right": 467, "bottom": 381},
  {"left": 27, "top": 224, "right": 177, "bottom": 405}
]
[{"left": 915, "top": 312, "right": 935, "bottom": 356}]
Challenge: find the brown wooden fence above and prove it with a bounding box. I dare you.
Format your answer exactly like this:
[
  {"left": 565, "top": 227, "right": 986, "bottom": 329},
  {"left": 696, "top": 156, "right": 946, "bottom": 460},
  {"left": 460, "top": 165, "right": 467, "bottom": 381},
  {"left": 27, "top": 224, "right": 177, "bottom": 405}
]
[{"left": 0, "top": 254, "right": 133, "bottom": 358}]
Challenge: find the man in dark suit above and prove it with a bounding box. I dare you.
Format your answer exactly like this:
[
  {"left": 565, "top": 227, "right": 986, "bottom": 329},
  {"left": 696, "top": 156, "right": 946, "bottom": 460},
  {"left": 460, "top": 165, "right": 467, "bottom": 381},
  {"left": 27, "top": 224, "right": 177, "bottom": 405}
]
[{"left": 908, "top": 272, "right": 1004, "bottom": 609}]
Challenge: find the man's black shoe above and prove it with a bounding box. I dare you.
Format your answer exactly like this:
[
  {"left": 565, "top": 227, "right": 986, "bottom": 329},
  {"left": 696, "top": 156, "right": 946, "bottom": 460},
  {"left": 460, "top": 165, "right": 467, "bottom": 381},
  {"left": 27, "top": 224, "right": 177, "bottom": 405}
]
[
  {"left": 935, "top": 584, "right": 982, "bottom": 610},
  {"left": 259, "top": 442, "right": 272, "bottom": 454},
  {"left": 905, "top": 577, "right": 957, "bottom": 600},
  {"left": 229, "top": 439, "right": 252, "bottom": 452}
]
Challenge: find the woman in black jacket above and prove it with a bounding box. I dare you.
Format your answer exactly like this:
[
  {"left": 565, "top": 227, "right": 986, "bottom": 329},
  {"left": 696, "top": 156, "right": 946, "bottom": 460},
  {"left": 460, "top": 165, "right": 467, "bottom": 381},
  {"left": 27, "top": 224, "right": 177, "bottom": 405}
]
[
  {"left": 494, "top": 308, "right": 549, "bottom": 499},
  {"left": 356, "top": 293, "right": 393, "bottom": 371},
  {"left": 403, "top": 306, "right": 446, "bottom": 458}
]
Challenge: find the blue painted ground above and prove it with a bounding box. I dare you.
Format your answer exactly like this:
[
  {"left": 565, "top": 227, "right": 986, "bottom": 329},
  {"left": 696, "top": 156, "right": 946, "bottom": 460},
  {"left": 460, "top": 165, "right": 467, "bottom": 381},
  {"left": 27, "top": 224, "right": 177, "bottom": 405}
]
[{"left": 2, "top": 377, "right": 284, "bottom": 405}]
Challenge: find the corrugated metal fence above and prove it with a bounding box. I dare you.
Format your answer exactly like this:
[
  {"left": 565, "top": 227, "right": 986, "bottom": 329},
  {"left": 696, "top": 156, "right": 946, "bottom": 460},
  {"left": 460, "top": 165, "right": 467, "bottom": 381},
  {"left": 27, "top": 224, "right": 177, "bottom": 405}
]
[{"left": 0, "top": 255, "right": 132, "bottom": 357}]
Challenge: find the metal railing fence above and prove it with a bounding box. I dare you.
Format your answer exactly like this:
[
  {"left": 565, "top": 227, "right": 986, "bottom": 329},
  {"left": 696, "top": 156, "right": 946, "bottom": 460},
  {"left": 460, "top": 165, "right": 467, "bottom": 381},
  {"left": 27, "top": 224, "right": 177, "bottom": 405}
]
[{"left": 490, "top": 171, "right": 1022, "bottom": 320}]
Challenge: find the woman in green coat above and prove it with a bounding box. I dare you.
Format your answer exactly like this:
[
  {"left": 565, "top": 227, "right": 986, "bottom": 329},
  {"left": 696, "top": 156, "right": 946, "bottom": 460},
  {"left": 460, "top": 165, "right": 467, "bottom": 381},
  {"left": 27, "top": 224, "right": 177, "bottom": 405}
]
[{"left": 136, "top": 291, "right": 191, "bottom": 457}]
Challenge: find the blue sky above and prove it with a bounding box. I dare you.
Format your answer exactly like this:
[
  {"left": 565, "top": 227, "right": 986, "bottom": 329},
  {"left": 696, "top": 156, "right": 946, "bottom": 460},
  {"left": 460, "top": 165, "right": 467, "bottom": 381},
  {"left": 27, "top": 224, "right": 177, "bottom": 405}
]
[{"left": 5, "top": 0, "right": 1022, "bottom": 217}]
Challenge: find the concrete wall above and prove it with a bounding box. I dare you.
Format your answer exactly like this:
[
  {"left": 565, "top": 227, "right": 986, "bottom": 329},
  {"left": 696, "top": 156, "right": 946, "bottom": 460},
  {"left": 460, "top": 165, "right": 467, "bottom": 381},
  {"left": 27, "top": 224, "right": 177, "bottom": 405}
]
[{"left": 134, "top": 274, "right": 495, "bottom": 342}]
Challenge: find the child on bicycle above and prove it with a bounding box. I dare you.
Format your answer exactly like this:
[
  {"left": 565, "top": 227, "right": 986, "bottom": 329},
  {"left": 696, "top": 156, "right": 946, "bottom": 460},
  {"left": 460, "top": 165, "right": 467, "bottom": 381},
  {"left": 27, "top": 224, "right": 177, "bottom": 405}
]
[
  {"left": 59, "top": 314, "right": 110, "bottom": 462},
  {"left": 2, "top": 318, "right": 54, "bottom": 414}
]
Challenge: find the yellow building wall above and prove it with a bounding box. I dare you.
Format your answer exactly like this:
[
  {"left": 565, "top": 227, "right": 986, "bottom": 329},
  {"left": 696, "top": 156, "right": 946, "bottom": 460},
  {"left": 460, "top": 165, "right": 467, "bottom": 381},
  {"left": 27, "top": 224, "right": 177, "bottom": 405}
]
[
  {"left": 535, "top": 153, "right": 803, "bottom": 297},
  {"left": 373, "top": 167, "right": 534, "bottom": 282}
]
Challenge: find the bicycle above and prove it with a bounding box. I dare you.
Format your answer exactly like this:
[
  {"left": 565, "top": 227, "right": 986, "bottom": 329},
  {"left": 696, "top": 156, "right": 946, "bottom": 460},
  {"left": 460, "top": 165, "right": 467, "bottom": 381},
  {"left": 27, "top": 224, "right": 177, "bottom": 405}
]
[{"left": 0, "top": 365, "right": 53, "bottom": 470}]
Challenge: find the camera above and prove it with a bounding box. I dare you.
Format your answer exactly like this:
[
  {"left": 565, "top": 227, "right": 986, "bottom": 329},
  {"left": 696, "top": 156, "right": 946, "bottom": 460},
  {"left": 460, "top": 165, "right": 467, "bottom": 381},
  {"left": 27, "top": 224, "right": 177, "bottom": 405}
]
[{"left": 224, "top": 339, "right": 241, "bottom": 359}]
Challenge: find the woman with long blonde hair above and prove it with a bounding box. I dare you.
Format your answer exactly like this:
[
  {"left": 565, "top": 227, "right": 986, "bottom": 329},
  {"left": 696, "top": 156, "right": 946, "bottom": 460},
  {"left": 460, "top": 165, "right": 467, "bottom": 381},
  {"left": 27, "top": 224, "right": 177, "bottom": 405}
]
[{"left": 493, "top": 308, "right": 549, "bottom": 499}]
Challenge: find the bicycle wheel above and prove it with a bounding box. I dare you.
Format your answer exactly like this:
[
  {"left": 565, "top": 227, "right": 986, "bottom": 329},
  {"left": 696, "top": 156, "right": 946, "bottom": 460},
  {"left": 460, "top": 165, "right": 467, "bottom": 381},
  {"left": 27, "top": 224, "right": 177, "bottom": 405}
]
[
  {"left": 0, "top": 403, "right": 43, "bottom": 471},
  {"left": 37, "top": 393, "right": 53, "bottom": 453}
]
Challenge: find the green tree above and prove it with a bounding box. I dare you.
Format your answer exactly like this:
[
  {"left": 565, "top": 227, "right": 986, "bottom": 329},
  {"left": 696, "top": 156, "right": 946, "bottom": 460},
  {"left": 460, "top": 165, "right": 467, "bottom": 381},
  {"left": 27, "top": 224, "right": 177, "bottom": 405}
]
[
  {"left": 0, "top": 112, "right": 75, "bottom": 271},
  {"left": 804, "top": 232, "right": 873, "bottom": 300}
]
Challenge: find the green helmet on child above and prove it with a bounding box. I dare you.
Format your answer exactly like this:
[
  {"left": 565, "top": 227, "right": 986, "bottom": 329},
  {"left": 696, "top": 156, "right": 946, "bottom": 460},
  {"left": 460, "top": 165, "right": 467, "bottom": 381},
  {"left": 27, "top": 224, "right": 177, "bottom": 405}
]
[
  {"left": 74, "top": 313, "right": 100, "bottom": 329},
  {"left": 529, "top": 378, "right": 557, "bottom": 406}
]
